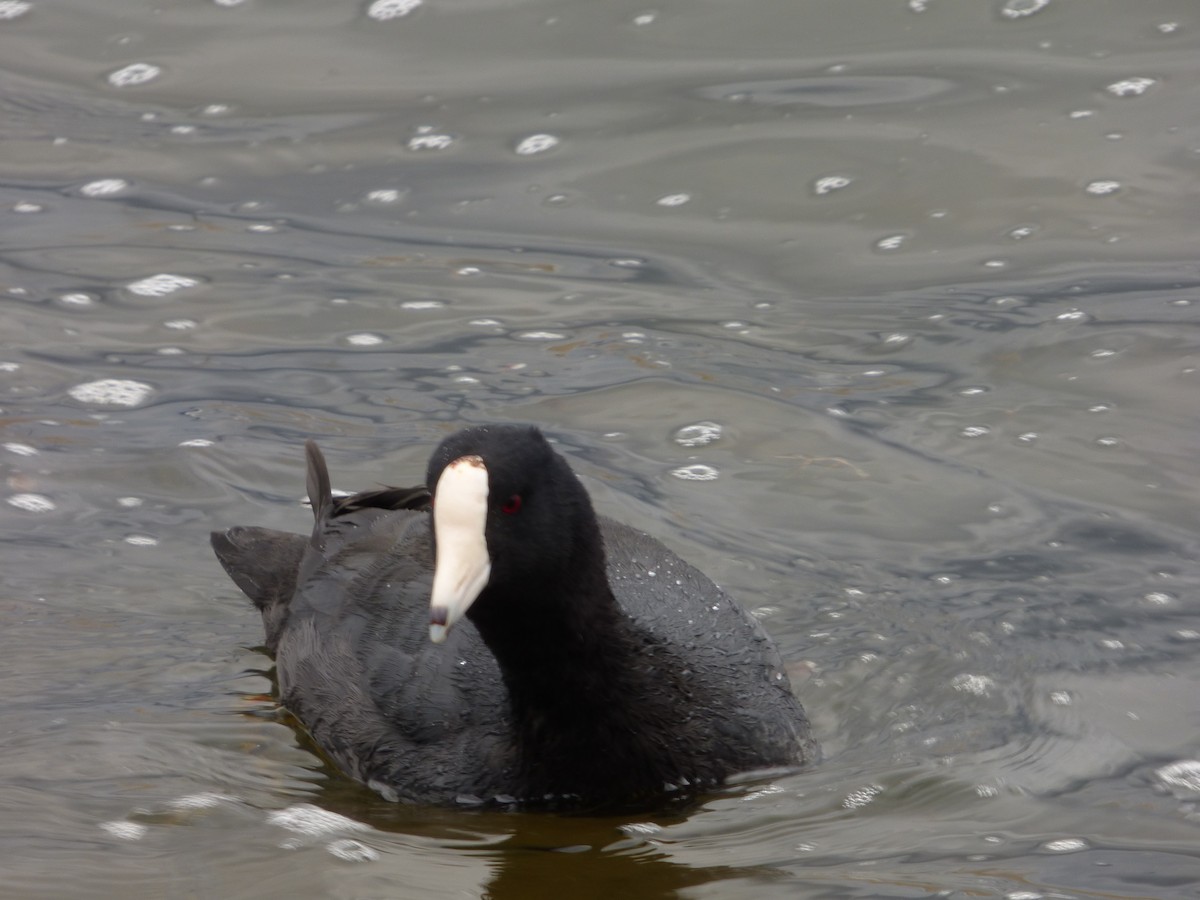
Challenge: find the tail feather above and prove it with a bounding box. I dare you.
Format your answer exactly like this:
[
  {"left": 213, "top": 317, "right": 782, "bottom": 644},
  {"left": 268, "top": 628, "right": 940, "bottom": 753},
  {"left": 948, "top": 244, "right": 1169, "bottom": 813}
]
[
  {"left": 211, "top": 526, "right": 306, "bottom": 653},
  {"left": 305, "top": 439, "right": 332, "bottom": 522}
]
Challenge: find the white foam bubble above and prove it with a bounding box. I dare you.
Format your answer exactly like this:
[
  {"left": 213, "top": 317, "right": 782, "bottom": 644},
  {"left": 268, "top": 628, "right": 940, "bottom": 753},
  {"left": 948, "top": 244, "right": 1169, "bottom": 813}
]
[
  {"left": 7, "top": 493, "right": 55, "bottom": 513},
  {"left": 813, "top": 175, "right": 852, "bottom": 195},
  {"left": 68, "top": 378, "right": 154, "bottom": 407},
  {"left": 407, "top": 130, "right": 455, "bottom": 151},
  {"left": 1000, "top": 0, "right": 1049, "bottom": 18},
  {"left": 327, "top": 838, "right": 379, "bottom": 862},
  {"left": 127, "top": 274, "right": 200, "bottom": 297},
  {"left": 267, "top": 803, "right": 368, "bottom": 836},
  {"left": 515, "top": 133, "right": 560, "bottom": 155},
  {"left": 3, "top": 442, "right": 37, "bottom": 456},
  {"left": 842, "top": 784, "right": 883, "bottom": 809},
  {"left": 673, "top": 422, "right": 722, "bottom": 448},
  {"left": 0, "top": 1, "right": 33, "bottom": 20},
  {"left": 80, "top": 178, "right": 130, "bottom": 198},
  {"left": 670, "top": 464, "right": 719, "bottom": 482},
  {"left": 367, "top": 0, "right": 422, "bottom": 19},
  {"left": 100, "top": 820, "right": 148, "bottom": 840},
  {"left": 951, "top": 673, "right": 995, "bottom": 696},
  {"left": 1041, "top": 837, "right": 1088, "bottom": 853},
  {"left": 169, "top": 792, "right": 235, "bottom": 810},
  {"left": 1055, "top": 309, "right": 1091, "bottom": 323},
  {"left": 107, "top": 63, "right": 161, "bottom": 88},
  {"left": 365, "top": 188, "right": 404, "bottom": 204},
  {"left": 1106, "top": 77, "right": 1156, "bottom": 98},
  {"left": 1156, "top": 760, "right": 1200, "bottom": 792}
]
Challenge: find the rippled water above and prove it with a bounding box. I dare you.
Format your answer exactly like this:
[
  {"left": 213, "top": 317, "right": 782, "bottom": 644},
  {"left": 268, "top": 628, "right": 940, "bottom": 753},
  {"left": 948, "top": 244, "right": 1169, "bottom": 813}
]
[{"left": 2, "top": 1, "right": 1199, "bottom": 897}]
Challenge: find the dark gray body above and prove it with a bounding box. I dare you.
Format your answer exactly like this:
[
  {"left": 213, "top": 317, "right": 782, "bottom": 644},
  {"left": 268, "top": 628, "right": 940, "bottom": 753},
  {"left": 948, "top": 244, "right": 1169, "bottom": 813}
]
[{"left": 212, "top": 446, "right": 816, "bottom": 808}]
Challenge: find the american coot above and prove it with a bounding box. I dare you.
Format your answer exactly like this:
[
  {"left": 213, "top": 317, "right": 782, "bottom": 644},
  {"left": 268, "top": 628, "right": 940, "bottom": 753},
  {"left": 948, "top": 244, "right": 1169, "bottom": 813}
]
[{"left": 212, "top": 425, "right": 816, "bottom": 811}]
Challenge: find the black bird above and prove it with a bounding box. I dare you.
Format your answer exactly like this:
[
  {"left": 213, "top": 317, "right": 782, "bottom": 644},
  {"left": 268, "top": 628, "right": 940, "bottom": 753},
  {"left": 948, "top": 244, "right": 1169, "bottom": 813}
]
[{"left": 212, "top": 425, "right": 816, "bottom": 811}]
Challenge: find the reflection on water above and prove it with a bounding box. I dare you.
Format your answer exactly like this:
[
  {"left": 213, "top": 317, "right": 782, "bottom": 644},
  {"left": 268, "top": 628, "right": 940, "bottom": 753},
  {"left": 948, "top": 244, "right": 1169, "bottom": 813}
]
[{"left": 2, "top": 0, "right": 1200, "bottom": 897}]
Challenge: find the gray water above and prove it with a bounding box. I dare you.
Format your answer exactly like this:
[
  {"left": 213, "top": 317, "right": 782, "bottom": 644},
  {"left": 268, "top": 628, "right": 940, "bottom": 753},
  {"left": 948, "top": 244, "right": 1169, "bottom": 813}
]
[{"left": 2, "top": 1, "right": 1199, "bottom": 897}]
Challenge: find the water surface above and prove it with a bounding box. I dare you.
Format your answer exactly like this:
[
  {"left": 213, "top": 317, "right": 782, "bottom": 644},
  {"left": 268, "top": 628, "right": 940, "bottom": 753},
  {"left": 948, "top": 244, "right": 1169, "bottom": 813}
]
[{"left": 2, "top": 1, "right": 1199, "bottom": 897}]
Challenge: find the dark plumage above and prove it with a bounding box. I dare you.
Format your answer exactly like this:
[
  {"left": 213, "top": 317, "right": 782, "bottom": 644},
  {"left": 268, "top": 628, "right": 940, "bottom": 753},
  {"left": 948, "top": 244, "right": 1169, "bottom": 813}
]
[{"left": 211, "top": 425, "right": 816, "bottom": 811}]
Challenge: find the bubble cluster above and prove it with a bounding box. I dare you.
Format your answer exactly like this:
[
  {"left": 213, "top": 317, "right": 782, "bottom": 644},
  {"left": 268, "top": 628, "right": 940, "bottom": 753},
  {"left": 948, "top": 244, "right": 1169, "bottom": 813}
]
[
  {"left": 367, "top": 0, "right": 422, "bottom": 19},
  {"left": 999, "top": 0, "right": 1049, "bottom": 18},
  {"left": 1041, "top": 837, "right": 1089, "bottom": 853},
  {"left": 168, "top": 792, "right": 234, "bottom": 810},
  {"left": 407, "top": 129, "right": 455, "bottom": 151},
  {"left": 68, "top": 379, "right": 154, "bottom": 407},
  {"left": 0, "top": 1, "right": 33, "bottom": 20},
  {"left": 813, "top": 175, "right": 852, "bottom": 195},
  {"left": 107, "top": 63, "right": 161, "bottom": 88},
  {"left": 79, "top": 179, "right": 129, "bottom": 198},
  {"left": 100, "top": 820, "right": 148, "bottom": 840},
  {"left": 127, "top": 274, "right": 200, "bottom": 297},
  {"left": 951, "top": 673, "right": 995, "bottom": 695},
  {"left": 514, "top": 134, "right": 560, "bottom": 156},
  {"left": 656, "top": 193, "right": 691, "bottom": 207},
  {"left": 365, "top": 188, "right": 404, "bottom": 204},
  {"left": 1105, "top": 77, "right": 1156, "bottom": 98},
  {"left": 673, "top": 422, "right": 722, "bottom": 448},
  {"left": 1055, "top": 309, "right": 1091, "bottom": 323},
  {"left": 267, "top": 803, "right": 368, "bottom": 836},
  {"left": 1156, "top": 760, "right": 1200, "bottom": 793},
  {"left": 326, "top": 839, "right": 379, "bottom": 862},
  {"left": 7, "top": 493, "right": 55, "bottom": 513},
  {"left": 670, "top": 464, "right": 719, "bottom": 482},
  {"left": 842, "top": 784, "right": 883, "bottom": 809}
]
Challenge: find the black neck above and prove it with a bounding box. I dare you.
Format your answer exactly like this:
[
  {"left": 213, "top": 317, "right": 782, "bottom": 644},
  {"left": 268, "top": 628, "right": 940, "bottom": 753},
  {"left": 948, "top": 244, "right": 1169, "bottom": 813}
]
[{"left": 469, "top": 573, "right": 721, "bottom": 809}]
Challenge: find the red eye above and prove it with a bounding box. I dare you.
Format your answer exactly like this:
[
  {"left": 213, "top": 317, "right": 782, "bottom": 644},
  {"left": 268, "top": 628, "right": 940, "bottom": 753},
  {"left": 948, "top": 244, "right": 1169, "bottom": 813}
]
[{"left": 500, "top": 494, "right": 522, "bottom": 515}]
